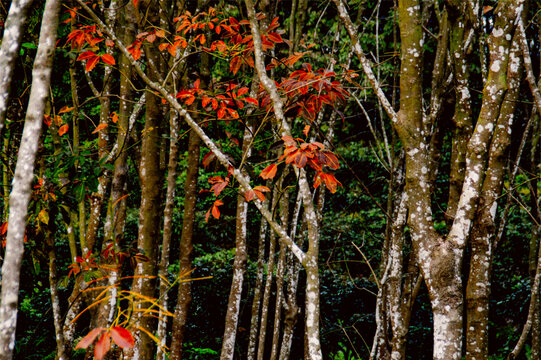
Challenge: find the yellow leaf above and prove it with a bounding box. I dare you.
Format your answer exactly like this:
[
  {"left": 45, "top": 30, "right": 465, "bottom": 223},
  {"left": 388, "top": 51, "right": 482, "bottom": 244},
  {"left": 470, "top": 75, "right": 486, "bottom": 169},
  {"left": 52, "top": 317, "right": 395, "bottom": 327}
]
[{"left": 38, "top": 209, "right": 49, "bottom": 225}]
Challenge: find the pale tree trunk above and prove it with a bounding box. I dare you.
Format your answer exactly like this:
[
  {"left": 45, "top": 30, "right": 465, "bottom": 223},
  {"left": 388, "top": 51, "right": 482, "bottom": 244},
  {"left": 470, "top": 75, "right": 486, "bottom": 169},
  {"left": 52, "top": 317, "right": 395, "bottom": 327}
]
[
  {"left": 446, "top": 0, "right": 475, "bottom": 222},
  {"left": 0, "top": 0, "right": 34, "bottom": 129},
  {"left": 257, "top": 191, "right": 280, "bottom": 360},
  {"left": 0, "top": 0, "right": 60, "bottom": 358},
  {"left": 269, "top": 189, "right": 289, "bottom": 360},
  {"left": 465, "top": 30, "right": 523, "bottom": 360},
  {"left": 220, "top": 151, "right": 251, "bottom": 360},
  {"left": 247, "top": 198, "right": 269, "bottom": 360},
  {"left": 220, "top": 80, "right": 256, "bottom": 360}
]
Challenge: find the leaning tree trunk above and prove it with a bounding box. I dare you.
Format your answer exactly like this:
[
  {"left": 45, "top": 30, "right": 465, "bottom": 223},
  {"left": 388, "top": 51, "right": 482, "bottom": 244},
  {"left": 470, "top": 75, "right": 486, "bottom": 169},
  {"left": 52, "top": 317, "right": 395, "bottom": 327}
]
[{"left": 0, "top": 0, "right": 61, "bottom": 358}]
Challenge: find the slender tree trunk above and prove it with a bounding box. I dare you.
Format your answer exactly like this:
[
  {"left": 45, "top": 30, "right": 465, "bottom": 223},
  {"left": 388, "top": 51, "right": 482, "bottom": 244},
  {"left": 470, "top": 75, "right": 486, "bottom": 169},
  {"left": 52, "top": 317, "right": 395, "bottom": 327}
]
[
  {"left": 465, "top": 31, "right": 522, "bottom": 360},
  {"left": 0, "top": 0, "right": 34, "bottom": 129},
  {"left": 220, "top": 119, "right": 254, "bottom": 360},
  {"left": 127, "top": 61, "right": 164, "bottom": 360},
  {"left": 169, "top": 129, "right": 200, "bottom": 360},
  {"left": 247, "top": 201, "right": 269, "bottom": 360},
  {"left": 0, "top": 0, "right": 60, "bottom": 358}
]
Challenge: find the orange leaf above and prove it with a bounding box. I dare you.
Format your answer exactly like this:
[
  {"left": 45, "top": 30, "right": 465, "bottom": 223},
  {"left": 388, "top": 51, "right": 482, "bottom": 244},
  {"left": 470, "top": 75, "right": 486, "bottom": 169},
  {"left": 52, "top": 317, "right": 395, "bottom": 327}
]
[
  {"left": 159, "top": 43, "right": 169, "bottom": 52},
  {"left": 58, "top": 124, "right": 69, "bottom": 136},
  {"left": 0, "top": 222, "right": 7, "bottom": 235},
  {"left": 85, "top": 55, "right": 100, "bottom": 72},
  {"left": 110, "top": 327, "right": 134, "bottom": 349},
  {"left": 244, "top": 190, "right": 255, "bottom": 202},
  {"left": 77, "top": 51, "right": 96, "bottom": 61},
  {"left": 92, "top": 123, "right": 108, "bottom": 134},
  {"left": 111, "top": 112, "right": 119, "bottom": 123},
  {"left": 200, "top": 33, "right": 206, "bottom": 45},
  {"left": 59, "top": 106, "right": 74, "bottom": 114},
  {"left": 75, "top": 328, "right": 105, "bottom": 349},
  {"left": 105, "top": 39, "right": 115, "bottom": 47},
  {"left": 254, "top": 190, "right": 266, "bottom": 202},
  {"left": 100, "top": 53, "right": 115, "bottom": 65},
  {"left": 94, "top": 333, "right": 111, "bottom": 360},
  {"left": 260, "top": 164, "right": 278, "bottom": 179},
  {"left": 211, "top": 201, "right": 222, "bottom": 219},
  {"left": 267, "top": 32, "right": 283, "bottom": 43},
  {"left": 253, "top": 185, "right": 270, "bottom": 193},
  {"left": 303, "top": 125, "right": 310, "bottom": 137}
]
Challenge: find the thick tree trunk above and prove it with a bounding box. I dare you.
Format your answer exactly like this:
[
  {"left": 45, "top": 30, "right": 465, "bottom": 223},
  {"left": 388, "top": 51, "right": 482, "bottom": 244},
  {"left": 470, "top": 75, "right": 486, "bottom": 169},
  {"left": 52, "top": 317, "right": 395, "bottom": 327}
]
[{"left": 0, "top": 0, "right": 60, "bottom": 358}]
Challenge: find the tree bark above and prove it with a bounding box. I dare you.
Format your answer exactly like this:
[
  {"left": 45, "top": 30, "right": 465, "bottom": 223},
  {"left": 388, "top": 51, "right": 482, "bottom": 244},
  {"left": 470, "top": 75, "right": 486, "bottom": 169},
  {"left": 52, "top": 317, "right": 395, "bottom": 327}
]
[
  {"left": 0, "top": 0, "right": 34, "bottom": 130},
  {"left": 0, "top": 0, "right": 60, "bottom": 358}
]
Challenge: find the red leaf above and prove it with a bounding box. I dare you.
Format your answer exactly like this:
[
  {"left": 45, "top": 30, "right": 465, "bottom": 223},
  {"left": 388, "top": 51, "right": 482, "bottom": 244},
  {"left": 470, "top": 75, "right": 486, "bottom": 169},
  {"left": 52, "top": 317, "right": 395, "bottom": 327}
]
[
  {"left": 94, "top": 333, "right": 111, "bottom": 360},
  {"left": 0, "top": 222, "right": 7, "bottom": 235},
  {"left": 243, "top": 97, "right": 259, "bottom": 106},
  {"left": 85, "top": 55, "right": 100, "bottom": 72},
  {"left": 237, "top": 87, "right": 249, "bottom": 97},
  {"left": 260, "top": 164, "right": 278, "bottom": 179},
  {"left": 267, "top": 32, "right": 283, "bottom": 43},
  {"left": 217, "top": 107, "right": 226, "bottom": 119},
  {"left": 319, "top": 150, "right": 339, "bottom": 170},
  {"left": 100, "top": 53, "right": 115, "bottom": 65},
  {"left": 202, "top": 151, "right": 216, "bottom": 168},
  {"left": 303, "top": 125, "right": 310, "bottom": 137},
  {"left": 75, "top": 328, "right": 105, "bottom": 350},
  {"left": 92, "top": 123, "right": 108, "bottom": 134},
  {"left": 229, "top": 56, "right": 241, "bottom": 75},
  {"left": 205, "top": 208, "right": 211, "bottom": 222},
  {"left": 110, "top": 327, "right": 135, "bottom": 349},
  {"left": 43, "top": 114, "right": 52, "bottom": 126},
  {"left": 77, "top": 51, "right": 96, "bottom": 61},
  {"left": 58, "top": 124, "right": 69, "bottom": 136}
]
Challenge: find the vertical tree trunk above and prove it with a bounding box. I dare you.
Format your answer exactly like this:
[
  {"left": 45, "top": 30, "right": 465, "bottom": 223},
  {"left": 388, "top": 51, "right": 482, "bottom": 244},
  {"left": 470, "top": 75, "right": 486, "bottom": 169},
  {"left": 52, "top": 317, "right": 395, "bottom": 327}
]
[
  {"left": 465, "top": 32, "right": 522, "bottom": 360},
  {"left": 169, "top": 129, "right": 200, "bottom": 360},
  {"left": 220, "top": 120, "right": 254, "bottom": 360},
  {"left": 0, "top": 0, "right": 60, "bottom": 358},
  {"left": 0, "top": 0, "right": 34, "bottom": 129},
  {"left": 128, "top": 60, "right": 164, "bottom": 360}
]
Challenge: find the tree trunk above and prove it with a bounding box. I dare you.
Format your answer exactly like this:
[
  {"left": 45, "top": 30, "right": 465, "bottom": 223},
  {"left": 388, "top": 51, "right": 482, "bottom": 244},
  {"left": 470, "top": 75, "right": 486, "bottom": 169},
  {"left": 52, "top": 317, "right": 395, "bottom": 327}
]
[
  {"left": 0, "top": 0, "right": 60, "bottom": 358},
  {"left": 0, "top": 0, "right": 34, "bottom": 129}
]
